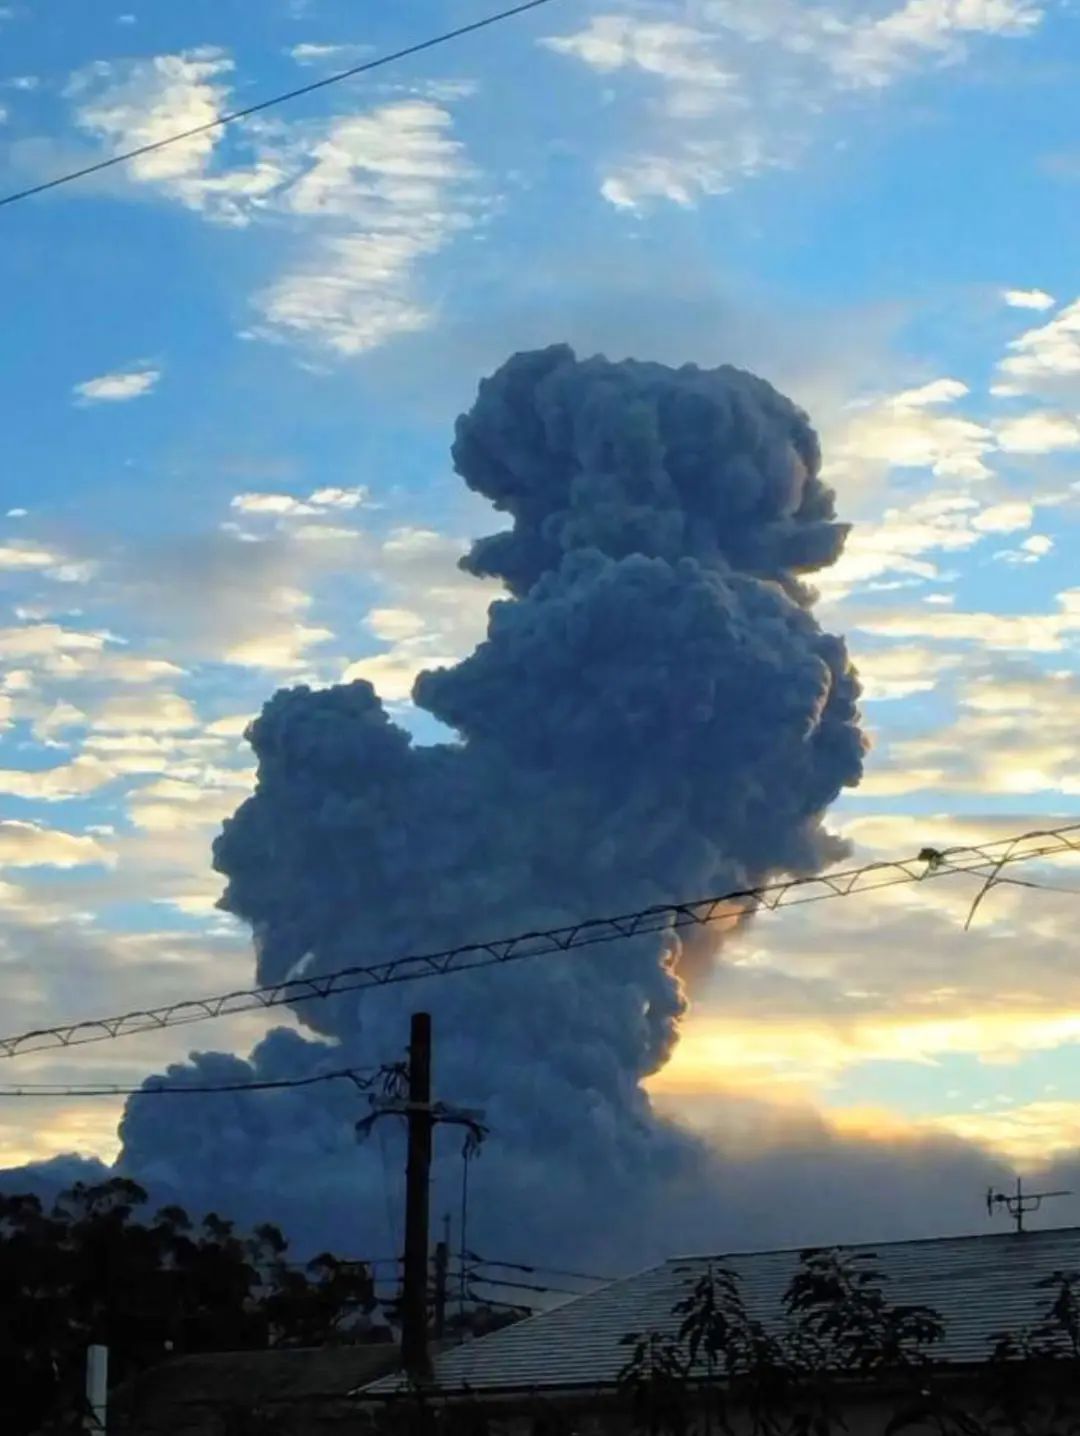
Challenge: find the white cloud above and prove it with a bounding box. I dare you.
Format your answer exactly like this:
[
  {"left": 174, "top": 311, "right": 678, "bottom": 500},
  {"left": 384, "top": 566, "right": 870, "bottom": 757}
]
[
  {"left": 309, "top": 485, "right": 368, "bottom": 509},
  {"left": 0, "top": 820, "right": 113, "bottom": 869},
  {"left": 66, "top": 48, "right": 288, "bottom": 225},
  {"left": 829, "top": 0, "right": 1043, "bottom": 89},
  {"left": 888, "top": 377, "right": 970, "bottom": 408},
  {"left": 341, "top": 527, "right": 498, "bottom": 703},
  {"left": 543, "top": 16, "right": 737, "bottom": 96},
  {"left": 1003, "top": 288, "right": 1056, "bottom": 310},
  {"left": 366, "top": 607, "right": 427, "bottom": 642},
  {"left": 0, "top": 541, "right": 60, "bottom": 570},
  {"left": 970, "top": 500, "right": 1032, "bottom": 533},
  {"left": 994, "top": 532, "right": 1054, "bottom": 565},
  {"left": 827, "top": 381, "right": 995, "bottom": 483},
  {"left": 71, "top": 50, "right": 225, "bottom": 185},
  {"left": 0, "top": 623, "right": 108, "bottom": 662},
  {"left": 73, "top": 366, "right": 160, "bottom": 403},
  {"left": 287, "top": 41, "right": 371, "bottom": 67},
  {"left": 33, "top": 701, "right": 88, "bottom": 741},
  {"left": 126, "top": 774, "right": 253, "bottom": 832},
  {"left": 342, "top": 647, "right": 458, "bottom": 701},
  {"left": 60, "top": 52, "right": 476, "bottom": 355},
  {"left": 99, "top": 654, "right": 186, "bottom": 683},
  {"left": 998, "top": 297, "right": 1080, "bottom": 392},
  {"left": 223, "top": 621, "right": 334, "bottom": 670},
  {"left": 854, "top": 588, "right": 1080, "bottom": 651},
  {"left": 254, "top": 101, "right": 476, "bottom": 355},
  {"left": 205, "top": 712, "right": 253, "bottom": 737},
  {"left": 932, "top": 1099, "right": 1080, "bottom": 1164},
  {"left": 996, "top": 410, "right": 1080, "bottom": 452},
  {"left": 818, "top": 494, "right": 988, "bottom": 595},
  {"left": 0, "top": 754, "right": 115, "bottom": 800},
  {"left": 231, "top": 492, "right": 318, "bottom": 517},
  {"left": 230, "top": 485, "right": 369, "bottom": 518},
  {"left": 93, "top": 690, "right": 199, "bottom": 733},
  {"left": 105, "top": 527, "right": 353, "bottom": 673},
  {"left": 852, "top": 643, "right": 960, "bottom": 700},
  {"left": 854, "top": 662, "right": 1080, "bottom": 799},
  {"left": 544, "top": 0, "right": 1046, "bottom": 207}
]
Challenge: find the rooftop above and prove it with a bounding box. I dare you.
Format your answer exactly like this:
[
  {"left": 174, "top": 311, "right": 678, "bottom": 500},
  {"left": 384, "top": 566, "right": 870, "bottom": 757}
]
[
  {"left": 365, "top": 1226, "right": 1080, "bottom": 1397},
  {"left": 110, "top": 1344, "right": 400, "bottom": 1435}
]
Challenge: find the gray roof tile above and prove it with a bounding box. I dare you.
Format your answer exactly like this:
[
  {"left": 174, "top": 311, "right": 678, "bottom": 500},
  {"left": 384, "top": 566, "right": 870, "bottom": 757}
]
[{"left": 364, "top": 1227, "right": 1080, "bottom": 1396}]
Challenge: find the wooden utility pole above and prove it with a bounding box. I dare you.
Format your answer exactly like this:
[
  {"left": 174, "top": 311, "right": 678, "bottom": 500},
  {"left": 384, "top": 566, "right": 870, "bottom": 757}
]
[
  {"left": 358, "top": 1015, "right": 486, "bottom": 1384},
  {"left": 401, "top": 1012, "right": 434, "bottom": 1379}
]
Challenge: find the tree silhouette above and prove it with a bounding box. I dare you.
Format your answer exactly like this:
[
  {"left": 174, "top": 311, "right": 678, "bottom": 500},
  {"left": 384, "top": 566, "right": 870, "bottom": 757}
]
[
  {"left": 0, "top": 1178, "right": 383, "bottom": 1436},
  {"left": 619, "top": 1251, "right": 1080, "bottom": 1436}
]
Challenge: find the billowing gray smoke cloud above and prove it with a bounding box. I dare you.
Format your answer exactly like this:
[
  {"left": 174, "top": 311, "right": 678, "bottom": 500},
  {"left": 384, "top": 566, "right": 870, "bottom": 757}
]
[{"left": 115, "top": 345, "right": 866, "bottom": 1263}]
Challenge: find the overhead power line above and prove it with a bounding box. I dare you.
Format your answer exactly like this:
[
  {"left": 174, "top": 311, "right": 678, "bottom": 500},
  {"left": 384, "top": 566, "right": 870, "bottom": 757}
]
[
  {"left": 0, "top": 0, "right": 559, "bottom": 210},
  {"left": 0, "top": 1066, "right": 379, "bottom": 1099},
  {"left": 466, "top": 1252, "right": 615, "bottom": 1283},
  {"left": 1, "top": 822, "right": 1077, "bottom": 1061},
  {"left": 463, "top": 1270, "right": 584, "bottom": 1297}
]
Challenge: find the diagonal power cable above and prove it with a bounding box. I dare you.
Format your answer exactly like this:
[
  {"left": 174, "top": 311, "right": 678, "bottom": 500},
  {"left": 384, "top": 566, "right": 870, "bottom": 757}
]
[
  {"left": 1, "top": 823, "right": 1077, "bottom": 1061},
  {"left": 0, "top": 1066, "right": 381, "bottom": 1098},
  {"left": 0, "top": 0, "right": 559, "bottom": 209}
]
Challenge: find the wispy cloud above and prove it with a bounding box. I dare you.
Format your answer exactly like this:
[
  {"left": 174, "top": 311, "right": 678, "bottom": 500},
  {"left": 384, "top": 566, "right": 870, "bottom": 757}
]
[
  {"left": 286, "top": 41, "right": 372, "bottom": 68},
  {"left": 543, "top": 0, "right": 1047, "bottom": 207},
  {"left": 73, "top": 366, "right": 161, "bottom": 403},
  {"left": 56, "top": 51, "right": 478, "bottom": 356},
  {"left": 252, "top": 101, "right": 477, "bottom": 355}
]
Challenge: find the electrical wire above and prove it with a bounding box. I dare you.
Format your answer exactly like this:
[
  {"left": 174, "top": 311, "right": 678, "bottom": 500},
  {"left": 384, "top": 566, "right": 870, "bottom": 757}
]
[
  {"left": 466, "top": 1252, "right": 616, "bottom": 1283},
  {"left": 2, "top": 822, "right": 1076, "bottom": 1061},
  {"left": 0, "top": 1066, "right": 377, "bottom": 1098},
  {"left": 0, "top": 0, "right": 559, "bottom": 210},
  {"left": 962, "top": 825, "right": 1080, "bottom": 930},
  {"left": 986, "top": 876, "right": 1080, "bottom": 898},
  {"left": 463, "top": 1271, "right": 583, "bottom": 1297}
]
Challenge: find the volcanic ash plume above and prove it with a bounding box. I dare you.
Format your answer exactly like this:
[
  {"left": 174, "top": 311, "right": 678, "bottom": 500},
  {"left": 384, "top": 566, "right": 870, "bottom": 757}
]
[{"left": 117, "top": 345, "right": 866, "bottom": 1261}]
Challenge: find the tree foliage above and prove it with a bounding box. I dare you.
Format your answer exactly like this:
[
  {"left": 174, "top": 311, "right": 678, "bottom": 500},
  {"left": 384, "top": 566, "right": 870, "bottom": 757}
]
[
  {"left": 618, "top": 1250, "right": 1080, "bottom": 1436},
  {"left": 0, "top": 1177, "right": 383, "bottom": 1436}
]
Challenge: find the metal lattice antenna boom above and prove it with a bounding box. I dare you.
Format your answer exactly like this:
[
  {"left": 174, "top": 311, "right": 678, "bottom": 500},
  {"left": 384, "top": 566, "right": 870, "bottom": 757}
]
[{"left": 2, "top": 823, "right": 1077, "bottom": 1060}]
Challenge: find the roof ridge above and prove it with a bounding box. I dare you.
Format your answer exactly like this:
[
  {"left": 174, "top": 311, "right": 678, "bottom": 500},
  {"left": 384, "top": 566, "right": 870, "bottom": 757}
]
[{"left": 667, "top": 1224, "right": 1080, "bottom": 1265}]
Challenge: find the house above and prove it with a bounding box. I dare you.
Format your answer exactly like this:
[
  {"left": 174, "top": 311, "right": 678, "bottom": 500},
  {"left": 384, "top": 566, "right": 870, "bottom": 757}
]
[
  {"left": 361, "top": 1226, "right": 1080, "bottom": 1434},
  {"left": 107, "top": 1344, "right": 400, "bottom": 1435}
]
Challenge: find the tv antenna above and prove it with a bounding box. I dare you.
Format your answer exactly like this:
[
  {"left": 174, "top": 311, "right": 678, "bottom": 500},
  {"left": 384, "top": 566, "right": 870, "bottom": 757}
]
[{"left": 987, "top": 1177, "right": 1071, "bottom": 1233}]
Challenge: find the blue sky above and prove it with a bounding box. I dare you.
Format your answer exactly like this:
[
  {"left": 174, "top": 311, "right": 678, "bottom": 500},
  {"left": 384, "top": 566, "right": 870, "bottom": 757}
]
[{"left": 2, "top": 0, "right": 1080, "bottom": 1190}]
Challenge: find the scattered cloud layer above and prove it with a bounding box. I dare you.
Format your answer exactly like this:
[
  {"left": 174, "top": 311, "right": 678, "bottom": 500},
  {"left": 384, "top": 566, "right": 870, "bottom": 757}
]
[
  {"left": 0, "top": 819, "right": 113, "bottom": 869},
  {"left": 58, "top": 49, "right": 478, "bottom": 356},
  {"left": 543, "top": 0, "right": 1047, "bottom": 206}
]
